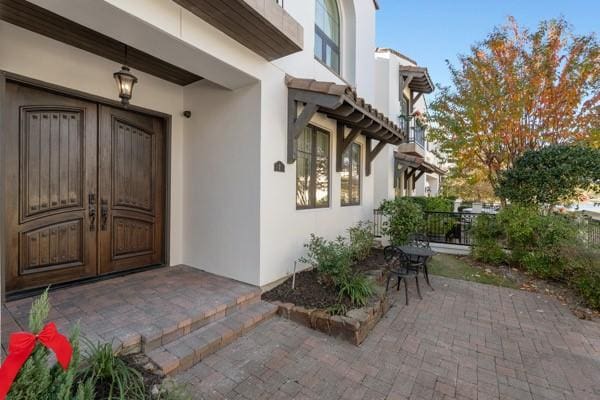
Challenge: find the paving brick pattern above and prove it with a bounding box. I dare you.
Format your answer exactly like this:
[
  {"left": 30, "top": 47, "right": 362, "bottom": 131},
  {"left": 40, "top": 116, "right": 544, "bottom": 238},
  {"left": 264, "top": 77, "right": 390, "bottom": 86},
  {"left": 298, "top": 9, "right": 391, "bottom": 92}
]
[
  {"left": 2, "top": 266, "right": 260, "bottom": 355},
  {"left": 177, "top": 278, "right": 600, "bottom": 400}
]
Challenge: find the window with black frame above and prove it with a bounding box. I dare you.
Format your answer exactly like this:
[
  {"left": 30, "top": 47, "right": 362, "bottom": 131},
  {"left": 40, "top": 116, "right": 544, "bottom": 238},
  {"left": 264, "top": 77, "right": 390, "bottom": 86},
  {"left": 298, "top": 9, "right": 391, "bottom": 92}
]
[
  {"left": 296, "top": 125, "right": 330, "bottom": 209},
  {"left": 341, "top": 142, "right": 361, "bottom": 206},
  {"left": 315, "top": 0, "right": 340, "bottom": 73}
]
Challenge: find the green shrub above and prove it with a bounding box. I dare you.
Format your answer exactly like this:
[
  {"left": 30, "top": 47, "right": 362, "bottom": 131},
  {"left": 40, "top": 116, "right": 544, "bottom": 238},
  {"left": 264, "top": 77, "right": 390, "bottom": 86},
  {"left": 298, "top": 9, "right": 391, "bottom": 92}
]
[
  {"left": 300, "top": 233, "right": 374, "bottom": 307},
  {"left": 408, "top": 196, "right": 453, "bottom": 212},
  {"left": 563, "top": 246, "right": 600, "bottom": 310},
  {"left": 347, "top": 221, "right": 374, "bottom": 261},
  {"left": 471, "top": 214, "right": 505, "bottom": 264},
  {"left": 380, "top": 198, "right": 424, "bottom": 245},
  {"left": 7, "top": 290, "right": 95, "bottom": 400},
  {"left": 300, "top": 234, "right": 353, "bottom": 285}
]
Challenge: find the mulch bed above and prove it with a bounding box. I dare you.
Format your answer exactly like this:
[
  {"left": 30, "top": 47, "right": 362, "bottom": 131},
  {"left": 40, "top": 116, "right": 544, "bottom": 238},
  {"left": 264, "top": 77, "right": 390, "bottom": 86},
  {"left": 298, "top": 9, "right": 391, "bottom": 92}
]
[
  {"left": 262, "top": 269, "right": 352, "bottom": 310},
  {"left": 121, "top": 353, "right": 164, "bottom": 397},
  {"left": 262, "top": 249, "right": 389, "bottom": 310}
]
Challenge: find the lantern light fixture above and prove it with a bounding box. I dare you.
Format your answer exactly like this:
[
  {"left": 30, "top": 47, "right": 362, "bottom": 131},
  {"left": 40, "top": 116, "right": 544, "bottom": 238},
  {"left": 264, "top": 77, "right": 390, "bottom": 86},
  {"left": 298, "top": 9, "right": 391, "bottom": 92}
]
[{"left": 113, "top": 46, "right": 138, "bottom": 106}]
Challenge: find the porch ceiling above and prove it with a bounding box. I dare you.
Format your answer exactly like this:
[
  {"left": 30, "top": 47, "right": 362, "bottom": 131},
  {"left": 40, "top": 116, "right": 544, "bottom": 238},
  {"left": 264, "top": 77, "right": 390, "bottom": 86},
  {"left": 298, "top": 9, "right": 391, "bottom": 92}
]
[
  {"left": 395, "top": 152, "right": 446, "bottom": 175},
  {"left": 173, "top": 0, "right": 303, "bottom": 61},
  {"left": 0, "top": 0, "right": 203, "bottom": 86},
  {"left": 399, "top": 65, "right": 434, "bottom": 94}
]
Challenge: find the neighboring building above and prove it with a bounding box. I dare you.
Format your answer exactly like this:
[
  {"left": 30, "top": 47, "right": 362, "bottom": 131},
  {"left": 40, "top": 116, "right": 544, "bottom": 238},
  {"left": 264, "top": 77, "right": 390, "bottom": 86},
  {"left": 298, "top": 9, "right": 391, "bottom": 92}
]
[
  {"left": 373, "top": 48, "right": 445, "bottom": 207},
  {"left": 0, "top": 0, "right": 411, "bottom": 296}
]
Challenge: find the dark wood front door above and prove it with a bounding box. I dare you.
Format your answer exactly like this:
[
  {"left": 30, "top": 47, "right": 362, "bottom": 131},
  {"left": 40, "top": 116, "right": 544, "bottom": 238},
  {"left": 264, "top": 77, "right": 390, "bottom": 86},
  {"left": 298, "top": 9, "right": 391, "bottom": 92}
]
[
  {"left": 3, "top": 83, "right": 165, "bottom": 293},
  {"left": 97, "top": 106, "right": 164, "bottom": 274}
]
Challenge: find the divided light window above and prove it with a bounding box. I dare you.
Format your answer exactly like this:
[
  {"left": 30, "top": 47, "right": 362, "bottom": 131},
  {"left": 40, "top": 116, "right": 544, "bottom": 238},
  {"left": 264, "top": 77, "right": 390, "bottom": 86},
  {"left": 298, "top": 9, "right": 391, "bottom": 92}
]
[
  {"left": 296, "top": 126, "right": 330, "bottom": 209},
  {"left": 341, "top": 142, "right": 361, "bottom": 206},
  {"left": 315, "top": 0, "right": 340, "bottom": 73}
]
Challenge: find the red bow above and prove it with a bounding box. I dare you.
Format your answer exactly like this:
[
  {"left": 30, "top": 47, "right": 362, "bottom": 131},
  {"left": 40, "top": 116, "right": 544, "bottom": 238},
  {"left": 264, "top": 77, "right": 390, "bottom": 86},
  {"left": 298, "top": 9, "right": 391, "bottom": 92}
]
[{"left": 0, "top": 322, "right": 72, "bottom": 399}]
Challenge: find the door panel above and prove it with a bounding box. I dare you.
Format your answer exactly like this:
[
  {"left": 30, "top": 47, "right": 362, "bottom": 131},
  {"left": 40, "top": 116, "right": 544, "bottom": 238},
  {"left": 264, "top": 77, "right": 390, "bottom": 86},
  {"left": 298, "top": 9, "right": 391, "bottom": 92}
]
[
  {"left": 98, "top": 105, "right": 164, "bottom": 274},
  {"left": 4, "top": 83, "right": 98, "bottom": 293}
]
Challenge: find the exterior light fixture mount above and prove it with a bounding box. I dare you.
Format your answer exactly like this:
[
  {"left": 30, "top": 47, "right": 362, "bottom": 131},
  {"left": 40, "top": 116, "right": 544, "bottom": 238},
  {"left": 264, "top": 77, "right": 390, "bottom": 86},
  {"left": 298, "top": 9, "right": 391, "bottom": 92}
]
[{"left": 113, "top": 46, "right": 138, "bottom": 106}]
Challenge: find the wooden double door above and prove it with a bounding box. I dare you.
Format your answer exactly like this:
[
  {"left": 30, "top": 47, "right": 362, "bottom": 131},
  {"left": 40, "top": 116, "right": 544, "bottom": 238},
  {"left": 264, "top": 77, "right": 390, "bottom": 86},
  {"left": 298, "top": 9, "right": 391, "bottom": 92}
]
[{"left": 4, "top": 83, "right": 165, "bottom": 294}]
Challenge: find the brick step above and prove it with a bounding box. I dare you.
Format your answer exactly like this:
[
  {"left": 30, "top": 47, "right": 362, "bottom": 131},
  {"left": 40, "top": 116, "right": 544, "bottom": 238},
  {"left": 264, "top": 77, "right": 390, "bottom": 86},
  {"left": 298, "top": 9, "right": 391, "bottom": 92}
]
[
  {"left": 140, "top": 288, "right": 261, "bottom": 353},
  {"left": 147, "top": 301, "right": 278, "bottom": 375}
]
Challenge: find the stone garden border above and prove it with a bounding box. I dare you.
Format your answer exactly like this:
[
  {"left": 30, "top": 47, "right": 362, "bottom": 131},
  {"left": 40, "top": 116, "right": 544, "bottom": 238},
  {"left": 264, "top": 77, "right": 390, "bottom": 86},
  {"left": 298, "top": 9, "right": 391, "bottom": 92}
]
[{"left": 268, "top": 268, "right": 393, "bottom": 345}]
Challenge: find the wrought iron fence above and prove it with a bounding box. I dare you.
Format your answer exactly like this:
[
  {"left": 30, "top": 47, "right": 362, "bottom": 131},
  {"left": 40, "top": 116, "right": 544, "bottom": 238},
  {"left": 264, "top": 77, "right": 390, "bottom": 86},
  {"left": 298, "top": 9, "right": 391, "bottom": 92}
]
[
  {"left": 373, "top": 209, "right": 478, "bottom": 245},
  {"left": 373, "top": 208, "right": 385, "bottom": 238},
  {"left": 423, "top": 212, "right": 477, "bottom": 246},
  {"left": 374, "top": 207, "right": 600, "bottom": 248},
  {"left": 582, "top": 217, "right": 600, "bottom": 247}
]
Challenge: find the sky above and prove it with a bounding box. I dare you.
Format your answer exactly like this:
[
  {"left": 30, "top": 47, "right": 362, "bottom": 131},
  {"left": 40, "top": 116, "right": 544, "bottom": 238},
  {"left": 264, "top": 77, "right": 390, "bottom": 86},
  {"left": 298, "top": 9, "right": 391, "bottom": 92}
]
[{"left": 375, "top": 0, "right": 599, "bottom": 90}]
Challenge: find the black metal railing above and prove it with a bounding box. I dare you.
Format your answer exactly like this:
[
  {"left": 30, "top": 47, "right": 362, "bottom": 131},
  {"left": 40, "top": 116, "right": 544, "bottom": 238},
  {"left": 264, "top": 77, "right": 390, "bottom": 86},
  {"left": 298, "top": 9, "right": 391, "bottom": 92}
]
[
  {"left": 582, "top": 217, "right": 600, "bottom": 247},
  {"left": 374, "top": 208, "right": 600, "bottom": 248},
  {"left": 373, "top": 209, "right": 477, "bottom": 245},
  {"left": 373, "top": 208, "right": 385, "bottom": 238},
  {"left": 423, "top": 212, "right": 477, "bottom": 246},
  {"left": 407, "top": 119, "right": 425, "bottom": 148}
]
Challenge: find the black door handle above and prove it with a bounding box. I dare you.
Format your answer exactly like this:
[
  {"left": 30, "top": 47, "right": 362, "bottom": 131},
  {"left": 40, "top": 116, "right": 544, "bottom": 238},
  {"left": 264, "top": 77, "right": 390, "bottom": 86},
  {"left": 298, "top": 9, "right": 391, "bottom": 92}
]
[
  {"left": 88, "top": 193, "right": 96, "bottom": 231},
  {"left": 100, "top": 199, "right": 108, "bottom": 231}
]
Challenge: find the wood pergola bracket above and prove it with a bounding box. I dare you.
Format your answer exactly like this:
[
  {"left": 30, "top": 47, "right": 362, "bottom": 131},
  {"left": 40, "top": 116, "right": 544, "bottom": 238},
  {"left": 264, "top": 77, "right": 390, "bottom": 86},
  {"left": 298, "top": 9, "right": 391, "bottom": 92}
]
[
  {"left": 336, "top": 122, "right": 361, "bottom": 172},
  {"left": 414, "top": 170, "right": 425, "bottom": 182},
  {"left": 365, "top": 137, "right": 386, "bottom": 176}
]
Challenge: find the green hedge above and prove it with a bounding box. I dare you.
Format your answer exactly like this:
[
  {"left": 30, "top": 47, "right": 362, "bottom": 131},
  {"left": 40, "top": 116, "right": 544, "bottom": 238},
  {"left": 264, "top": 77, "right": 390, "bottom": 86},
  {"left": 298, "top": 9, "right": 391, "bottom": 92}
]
[{"left": 407, "top": 196, "right": 454, "bottom": 212}]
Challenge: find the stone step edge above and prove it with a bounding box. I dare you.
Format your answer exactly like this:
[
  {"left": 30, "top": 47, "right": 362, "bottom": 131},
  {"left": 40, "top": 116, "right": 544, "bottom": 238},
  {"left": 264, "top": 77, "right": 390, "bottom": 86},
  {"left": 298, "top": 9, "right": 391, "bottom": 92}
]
[
  {"left": 140, "top": 290, "right": 262, "bottom": 352},
  {"left": 147, "top": 301, "right": 277, "bottom": 376}
]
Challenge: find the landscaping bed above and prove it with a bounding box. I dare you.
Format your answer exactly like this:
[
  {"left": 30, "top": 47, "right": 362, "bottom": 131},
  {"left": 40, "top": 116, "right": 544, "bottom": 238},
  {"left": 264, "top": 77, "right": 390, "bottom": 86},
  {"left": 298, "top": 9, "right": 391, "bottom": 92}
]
[
  {"left": 263, "top": 246, "right": 392, "bottom": 345},
  {"left": 263, "top": 248, "right": 387, "bottom": 310}
]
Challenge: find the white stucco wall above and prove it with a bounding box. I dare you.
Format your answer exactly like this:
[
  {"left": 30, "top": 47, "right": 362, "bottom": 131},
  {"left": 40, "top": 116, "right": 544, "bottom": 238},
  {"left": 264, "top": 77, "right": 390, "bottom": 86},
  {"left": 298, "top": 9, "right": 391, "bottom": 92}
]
[
  {"left": 4, "top": 0, "right": 382, "bottom": 288},
  {"left": 0, "top": 21, "right": 186, "bottom": 266},
  {"left": 181, "top": 81, "right": 261, "bottom": 285},
  {"left": 373, "top": 49, "right": 441, "bottom": 201}
]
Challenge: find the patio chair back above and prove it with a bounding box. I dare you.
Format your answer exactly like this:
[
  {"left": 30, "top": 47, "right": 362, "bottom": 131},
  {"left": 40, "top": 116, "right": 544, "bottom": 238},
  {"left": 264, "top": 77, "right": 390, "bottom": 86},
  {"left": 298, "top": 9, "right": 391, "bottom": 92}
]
[{"left": 407, "top": 233, "right": 430, "bottom": 248}]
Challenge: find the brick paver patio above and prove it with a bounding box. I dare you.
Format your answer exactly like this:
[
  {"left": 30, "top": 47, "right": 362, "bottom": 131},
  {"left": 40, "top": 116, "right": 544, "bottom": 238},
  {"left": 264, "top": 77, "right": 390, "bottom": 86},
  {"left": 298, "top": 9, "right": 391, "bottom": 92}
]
[
  {"left": 2, "top": 266, "right": 261, "bottom": 355},
  {"left": 177, "top": 277, "right": 600, "bottom": 400}
]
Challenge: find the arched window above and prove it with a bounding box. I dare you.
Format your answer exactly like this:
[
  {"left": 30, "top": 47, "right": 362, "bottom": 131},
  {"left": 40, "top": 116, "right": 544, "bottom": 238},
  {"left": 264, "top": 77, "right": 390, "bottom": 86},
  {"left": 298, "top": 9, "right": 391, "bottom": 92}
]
[{"left": 315, "top": 0, "right": 340, "bottom": 73}]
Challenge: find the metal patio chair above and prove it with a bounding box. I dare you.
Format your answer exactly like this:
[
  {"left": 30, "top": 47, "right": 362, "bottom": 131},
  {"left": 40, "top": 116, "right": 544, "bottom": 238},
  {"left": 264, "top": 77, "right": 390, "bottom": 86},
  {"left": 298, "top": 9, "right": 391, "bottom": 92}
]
[{"left": 385, "top": 248, "right": 422, "bottom": 305}]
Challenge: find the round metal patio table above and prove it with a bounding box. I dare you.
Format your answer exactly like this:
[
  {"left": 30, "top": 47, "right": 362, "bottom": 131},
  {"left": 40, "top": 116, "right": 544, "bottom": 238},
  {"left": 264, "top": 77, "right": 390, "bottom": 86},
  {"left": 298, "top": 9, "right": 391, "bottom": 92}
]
[{"left": 397, "top": 245, "right": 436, "bottom": 290}]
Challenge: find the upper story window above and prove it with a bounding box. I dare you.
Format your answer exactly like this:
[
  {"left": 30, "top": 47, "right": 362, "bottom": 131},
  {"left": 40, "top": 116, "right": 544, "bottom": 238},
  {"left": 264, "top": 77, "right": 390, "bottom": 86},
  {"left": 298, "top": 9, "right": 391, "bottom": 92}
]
[
  {"left": 315, "top": 0, "right": 340, "bottom": 73},
  {"left": 296, "top": 125, "right": 330, "bottom": 209}
]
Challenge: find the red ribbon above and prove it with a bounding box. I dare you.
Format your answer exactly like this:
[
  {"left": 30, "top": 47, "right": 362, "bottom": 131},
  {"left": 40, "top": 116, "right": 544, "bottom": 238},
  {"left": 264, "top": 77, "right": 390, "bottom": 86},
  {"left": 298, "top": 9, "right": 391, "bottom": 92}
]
[{"left": 0, "top": 322, "right": 73, "bottom": 399}]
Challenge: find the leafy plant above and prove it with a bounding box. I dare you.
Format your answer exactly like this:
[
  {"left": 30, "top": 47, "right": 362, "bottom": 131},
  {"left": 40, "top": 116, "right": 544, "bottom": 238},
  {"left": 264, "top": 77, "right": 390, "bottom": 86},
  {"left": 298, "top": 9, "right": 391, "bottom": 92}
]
[
  {"left": 78, "top": 340, "right": 146, "bottom": 400},
  {"left": 300, "top": 232, "right": 374, "bottom": 308},
  {"left": 347, "top": 221, "right": 374, "bottom": 261},
  {"left": 338, "top": 274, "right": 374, "bottom": 307},
  {"left": 300, "top": 234, "right": 353, "bottom": 285},
  {"left": 565, "top": 247, "right": 600, "bottom": 309},
  {"left": 380, "top": 198, "right": 424, "bottom": 245},
  {"left": 7, "top": 289, "right": 95, "bottom": 400}
]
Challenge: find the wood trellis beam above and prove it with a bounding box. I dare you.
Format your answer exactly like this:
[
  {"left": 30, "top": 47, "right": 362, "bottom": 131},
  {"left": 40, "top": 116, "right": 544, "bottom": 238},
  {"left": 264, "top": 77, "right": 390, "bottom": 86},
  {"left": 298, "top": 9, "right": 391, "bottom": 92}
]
[{"left": 336, "top": 122, "right": 361, "bottom": 172}]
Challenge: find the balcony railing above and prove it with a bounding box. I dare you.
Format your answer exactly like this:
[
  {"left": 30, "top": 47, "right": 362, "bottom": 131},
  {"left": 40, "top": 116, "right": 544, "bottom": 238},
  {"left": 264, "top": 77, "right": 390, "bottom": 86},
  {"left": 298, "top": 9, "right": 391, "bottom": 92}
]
[{"left": 407, "top": 119, "right": 426, "bottom": 148}]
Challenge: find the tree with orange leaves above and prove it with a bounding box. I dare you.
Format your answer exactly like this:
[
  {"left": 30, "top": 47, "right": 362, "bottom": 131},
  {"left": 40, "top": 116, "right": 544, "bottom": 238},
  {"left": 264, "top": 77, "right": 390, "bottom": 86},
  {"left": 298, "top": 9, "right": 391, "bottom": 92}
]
[{"left": 429, "top": 17, "right": 599, "bottom": 194}]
